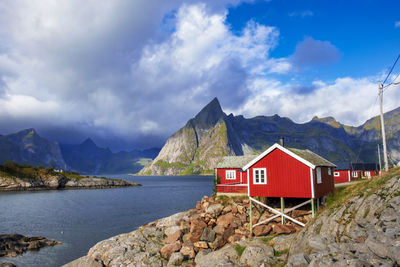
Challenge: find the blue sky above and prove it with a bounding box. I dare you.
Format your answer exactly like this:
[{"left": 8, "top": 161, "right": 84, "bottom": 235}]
[
  {"left": 0, "top": 0, "right": 399, "bottom": 150},
  {"left": 227, "top": 0, "right": 400, "bottom": 82}
]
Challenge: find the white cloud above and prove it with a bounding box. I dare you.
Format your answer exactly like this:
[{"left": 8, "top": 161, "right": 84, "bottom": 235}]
[{"left": 236, "top": 74, "right": 400, "bottom": 126}]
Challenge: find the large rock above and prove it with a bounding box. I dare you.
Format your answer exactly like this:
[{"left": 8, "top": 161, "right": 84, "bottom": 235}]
[
  {"left": 240, "top": 240, "right": 274, "bottom": 266},
  {"left": 160, "top": 241, "right": 182, "bottom": 259},
  {"left": 164, "top": 230, "right": 182, "bottom": 244},
  {"left": 206, "top": 204, "right": 224, "bottom": 217},
  {"left": 167, "top": 252, "right": 184, "bottom": 266},
  {"left": 217, "top": 213, "right": 235, "bottom": 228},
  {"left": 0, "top": 234, "right": 61, "bottom": 258},
  {"left": 287, "top": 253, "right": 310, "bottom": 267},
  {"left": 201, "top": 228, "right": 216, "bottom": 242},
  {"left": 195, "top": 244, "right": 239, "bottom": 267},
  {"left": 253, "top": 225, "right": 271, "bottom": 236}
]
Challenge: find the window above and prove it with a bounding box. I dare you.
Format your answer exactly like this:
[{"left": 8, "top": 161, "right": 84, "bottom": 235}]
[
  {"left": 226, "top": 170, "right": 236, "bottom": 180},
  {"left": 316, "top": 167, "right": 322, "bottom": 184},
  {"left": 328, "top": 168, "right": 332, "bottom": 175},
  {"left": 365, "top": 171, "right": 371, "bottom": 178},
  {"left": 253, "top": 168, "right": 267, "bottom": 184},
  {"left": 334, "top": 172, "right": 340, "bottom": 177},
  {"left": 352, "top": 171, "right": 358, "bottom": 178}
]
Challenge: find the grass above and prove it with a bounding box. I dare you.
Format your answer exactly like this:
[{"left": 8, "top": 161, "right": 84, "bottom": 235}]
[
  {"left": 325, "top": 167, "right": 400, "bottom": 212},
  {"left": 234, "top": 245, "right": 246, "bottom": 256},
  {"left": 274, "top": 249, "right": 288, "bottom": 256}
]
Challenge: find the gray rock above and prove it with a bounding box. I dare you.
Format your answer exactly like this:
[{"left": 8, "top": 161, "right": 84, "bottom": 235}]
[
  {"left": 239, "top": 243, "right": 273, "bottom": 266},
  {"left": 287, "top": 253, "right": 310, "bottom": 267},
  {"left": 165, "top": 225, "right": 181, "bottom": 236},
  {"left": 201, "top": 228, "right": 216, "bottom": 242},
  {"left": 206, "top": 204, "right": 224, "bottom": 216},
  {"left": 272, "top": 234, "right": 295, "bottom": 252},
  {"left": 167, "top": 252, "right": 184, "bottom": 266},
  {"left": 63, "top": 256, "right": 103, "bottom": 267},
  {"left": 365, "top": 237, "right": 390, "bottom": 259},
  {"left": 195, "top": 245, "right": 239, "bottom": 267},
  {"left": 308, "top": 235, "right": 328, "bottom": 253}
]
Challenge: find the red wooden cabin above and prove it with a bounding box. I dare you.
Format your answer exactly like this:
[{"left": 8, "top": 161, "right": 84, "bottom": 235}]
[
  {"left": 242, "top": 143, "right": 336, "bottom": 199},
  {"left": 215, "top": 155, "right": 255, "bottom": 195},
  {"left": 333, "top": 169, "right": 351, "bottom": 183}
]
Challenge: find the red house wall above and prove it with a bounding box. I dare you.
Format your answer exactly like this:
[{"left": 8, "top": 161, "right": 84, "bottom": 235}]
[
  {"left": 312, "top": 167, "right": 334, "bottom": 198},
  {"left": 216, "top": 168, "right": 241, "bottom": 184},
  {"left": 333, "top": 170, "right": 351, "bottom": 183},
  {"left": 248, "top": 149, "right": 312, "bottom": 198}
]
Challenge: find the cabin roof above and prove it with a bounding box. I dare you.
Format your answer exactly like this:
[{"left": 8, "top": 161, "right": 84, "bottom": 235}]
[
  {"left": 216, "top": 155, "right": 256, "bottom": 169},
  {"left": 243, "top": 143, "right": 337, "bottom": 170},
  {"left": 287, "top": 148, "right": 337, "bottom": 168}
]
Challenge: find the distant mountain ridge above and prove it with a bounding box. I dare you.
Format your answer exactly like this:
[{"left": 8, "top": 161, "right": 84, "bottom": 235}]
[
  {"left": 0, "top": 129, "right": 160, "bottom": 174},
  {"left": 140, "top": 98, "right": 400, "bottom": 175}
]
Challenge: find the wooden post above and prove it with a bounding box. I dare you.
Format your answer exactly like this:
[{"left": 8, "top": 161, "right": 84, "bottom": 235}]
[
  {"left": 311, "top": 198, "right": 315, "bottom": 218},
  {"left": 317, "top": 198, "right": 320, "bottom": 211},
  {"left": 280, "top": 197, "right": 285, "bottom": 224},
  {"left": 249, "top": 198, "right": 253, "bottom": 236}
]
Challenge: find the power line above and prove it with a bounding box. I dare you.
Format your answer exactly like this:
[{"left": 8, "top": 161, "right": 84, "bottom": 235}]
[
  {"left": 382, "top": 71, "right": 400, "bottom": 92},
  {"left": 382, "top": 54, "right": 400, "bottom": 86}
]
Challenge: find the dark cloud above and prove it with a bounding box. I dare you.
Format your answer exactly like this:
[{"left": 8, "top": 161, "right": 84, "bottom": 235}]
[{"left": 291, "top": 37, "right": 341, "bottom": 68}]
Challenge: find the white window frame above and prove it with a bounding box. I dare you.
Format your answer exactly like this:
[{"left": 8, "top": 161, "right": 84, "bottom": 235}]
[
  {"left": 316, "top": 167, "right": 322, "bottom": 184},
  {"left": 328, "top": 168, "right": 332, "bottom": 175},
  {"left": 365, "top": 171, "right": 371, "bottom": 178},
  {"left": 225, "top": 170, "right": 236, "bottom": 180},
  {"left": 352, "top": 171, "right": 358, "bottom": 178},
  {"left": 334, "top": 172, "right": 340, "bottom": 177},
  {"left": 253, "top": 168, "right": 267, "bottom": 184}
]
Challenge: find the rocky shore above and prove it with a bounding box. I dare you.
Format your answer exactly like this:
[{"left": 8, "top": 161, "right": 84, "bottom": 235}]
[
  {"left": 65, "top": 169, "right": 400, "bottom": 266},
  {"left": 0, "top": 234, "right": 61, "bottom": 258},
  {"left": 0, "top": 175, "right": 139, "bottom": 191}
]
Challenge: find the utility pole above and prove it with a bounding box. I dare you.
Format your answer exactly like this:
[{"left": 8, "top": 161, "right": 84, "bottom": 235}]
[
  {"left": 378, "top": 82, "right": 389, "bottom": 172},
  {"left": 377, "top": 144, "right": 382, "bottom": 176}
]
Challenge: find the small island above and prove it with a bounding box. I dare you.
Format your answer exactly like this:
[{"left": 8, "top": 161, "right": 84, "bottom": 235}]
[{"left": 0, "top": 162, "right": 140, "bottom": 191}]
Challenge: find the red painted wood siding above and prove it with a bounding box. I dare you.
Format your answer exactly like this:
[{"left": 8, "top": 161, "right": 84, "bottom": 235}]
[
  {"left": 312, "top": 167, "right": 335, "bottom": 198},
  {"left": 217, "top": 184, "right": 248, "bottom": 194},
  {"left": 248, "top": 148, "right": 312, "bottom": 198},
  {"left": 333, "top": 170, "right": 351, "bottom": 183},
  {"left": 216, "top": 168, "right": 241, "bottom": 184}
]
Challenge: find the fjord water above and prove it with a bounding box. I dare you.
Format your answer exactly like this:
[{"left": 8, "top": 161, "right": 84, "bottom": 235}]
[{"left": 0, "top": 175, "right": 213, "bottom": 266}]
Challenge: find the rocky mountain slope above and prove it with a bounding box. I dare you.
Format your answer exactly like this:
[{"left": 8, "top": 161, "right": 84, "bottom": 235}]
[
  {"left": 0, "top": 129, "right": 159, "bottom": 174},
  {"left": 0, "top": 129, "right": 67, "bottom": 170},
  {"left": 66, "top": 168, "right": 400, "bottom": 266},
  {"left": 141, "top": 98, "right": 400, "bottom": 175}
]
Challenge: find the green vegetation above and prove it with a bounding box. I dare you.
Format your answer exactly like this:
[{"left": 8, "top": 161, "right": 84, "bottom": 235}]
[
  {"left": 0, "top": 161, "right": 120, "bottom": 181},
  {"left": 326, "top": 167, "right": 400, "bottom": 212},
  {"left": 234, "top": 245, "right": 246, "bottom": 256},
  {"left": 274, "top": 249, "right": 288, "bottom": 256},
  {"left": 213, "top": 175, "right": 221, "bottom": 195}
]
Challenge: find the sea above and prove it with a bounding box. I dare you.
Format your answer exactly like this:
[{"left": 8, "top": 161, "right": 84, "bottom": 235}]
[{"left": 0, "top": 175, "right": 213, "bottom": 267}]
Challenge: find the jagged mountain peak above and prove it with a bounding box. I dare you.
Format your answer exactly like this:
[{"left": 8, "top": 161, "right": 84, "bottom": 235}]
[
  {"left": 311, "top": 116, "right": 342, "bottom": 128},
  {"left": 191, "top": 97, "right": 225, "bottom": 128},
  {"left": 81, "top": 137, "right": 97, "bottom": 147}
]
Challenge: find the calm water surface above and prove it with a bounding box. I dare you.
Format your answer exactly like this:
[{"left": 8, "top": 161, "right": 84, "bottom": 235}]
[{"left": 0, "top": 175, "right": 213, "bottom": 267}]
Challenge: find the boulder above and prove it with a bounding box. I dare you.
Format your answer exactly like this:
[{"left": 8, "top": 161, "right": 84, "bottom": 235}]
[
  {"left": 206, "top": 204, "right": 224, "bottom": 217},
  {"left": 240, "top": 241, "right": 274, "bottom": 266},
  {"left": 287, "top": 253, "right": 310, "bottom": 267},
  {"left": 164, "top": 230, "right": 182, "bottom": 244},
  {"left": 180, "top": 244, "right": 196, "bottom": 259},
  {"left": 271, "top": 234, "right": 295, "bottom": 252},
  {"left": 160, "top": 241, "right": 182, "bottom": 259},
  {"left": 195, "top": 244, "right": 239, "bottom": 267},
  {"left": 213, "top": 225, "right": 225, "bottom": 235},
  {"left": 253, "top": 225, "right": 271, "bottom": 236},
  {"left": 273, "top": 224, "right": 294, "bottom": 234},
  {"left": 201, "top": 228, "right": 216, "bottom": 242},
  {"left": 167, "top": 252, "right": 184, "bottom": 266},
  {"left": 217, "top": 213, "right": 235, "bottom": 228}
]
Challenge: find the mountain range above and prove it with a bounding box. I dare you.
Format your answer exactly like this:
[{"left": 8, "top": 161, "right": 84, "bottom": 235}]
[
  {"left": 0, "top": 129, "right": 159, "bottom": 174},
  {"left": 140, "top": 97, "right": 400, "bottom": 175}
]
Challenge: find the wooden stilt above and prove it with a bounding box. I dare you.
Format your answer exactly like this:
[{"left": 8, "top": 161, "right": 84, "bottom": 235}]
[
  {"left": 317, "top": 198, "right": 320, "bottom": 211},
  {"left": 280, "top": 197, "right": 285, "bottom": 224},
  {"left": 249, "top": 198, "right": 253, "bottom": 236},
  {"left": 311, "top": 198, "right": 315, "bottom": 218}
]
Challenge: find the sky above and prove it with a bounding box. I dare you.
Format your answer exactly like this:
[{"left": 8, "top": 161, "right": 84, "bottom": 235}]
[{"left": 0, "top": 0, "right": 399, "bottom": 151}]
